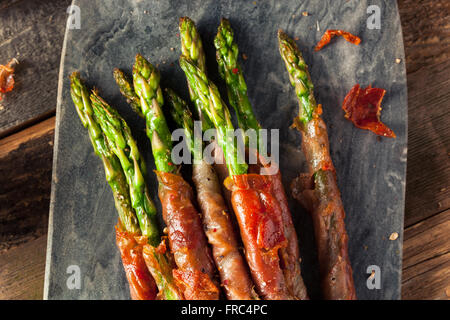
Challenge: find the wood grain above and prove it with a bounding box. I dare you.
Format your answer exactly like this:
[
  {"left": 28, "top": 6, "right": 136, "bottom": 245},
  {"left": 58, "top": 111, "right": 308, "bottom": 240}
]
[
  {"left": 0, "top": 0, "right": 71, "bottom": 137},
  {"left": 0, "top": 235, "right": 47, "bottom": 299},
  {"left": 0, "top": 117, "right": 55, "bottom": 251},
  {"left": 397, "top": 0, "right": 450, "bottom": 300},
  {"left": 403, "top": 59, "right": 450, "bottom": 227},
  {"left": 403, "top": 209, "right": 450, "bottom": 270},
  {"left": 402, "top": 252, "right": 450, "bottom": 300},
  {"left": 398, "top": 0, "right": 450, "bottom": 74},
  {"left": 402, "top": 209, "right": 450, "bottom": 300}
]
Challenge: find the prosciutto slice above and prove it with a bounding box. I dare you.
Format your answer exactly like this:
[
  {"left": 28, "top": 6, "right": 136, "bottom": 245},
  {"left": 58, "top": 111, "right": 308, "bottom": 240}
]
[{"left": 156, "top": 171, "right": 219, "bottom": 300}]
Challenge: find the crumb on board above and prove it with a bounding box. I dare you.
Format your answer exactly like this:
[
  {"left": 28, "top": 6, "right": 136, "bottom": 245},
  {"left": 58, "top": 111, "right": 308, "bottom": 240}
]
[
  {"left": 395, "top": 58, "right": 401, "bottom": 64},
  {"left": 389, "top": 232, "right": 399, "bottom": 241},
  {"left": 294, "top": 36, "right": 299, "bottom": 41},
  {"left": 242, "top": 53, "right": 248, "bottom": 60},
  {"left": 368, "top": 270, "right": 375, "bottom": 280},
  {"left": 302, "top": 11, "right": 309, "bottom": 16},
  {"left": 170, "top": 47, "right": 174, "bottom": 51}
]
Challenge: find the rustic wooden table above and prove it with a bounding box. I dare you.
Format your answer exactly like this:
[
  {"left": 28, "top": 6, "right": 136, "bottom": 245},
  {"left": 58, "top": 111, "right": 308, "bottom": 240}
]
[{"left": 0, "top": 0, "right": 448, "bottom": 300}]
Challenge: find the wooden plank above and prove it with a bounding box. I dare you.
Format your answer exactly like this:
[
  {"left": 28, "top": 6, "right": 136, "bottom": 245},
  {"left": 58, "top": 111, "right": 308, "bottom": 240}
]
[
  {"left": 403, "top": 209, "right": 450, "bottom": 270},
  {"left": 0, "top": 117, "right": 55, "bottom": 251},
  {"left": 402, "top": 252, "right": 450, "bottom": 300},
  {"left": 0, "top": 235, "right": 47, "bottom": 300},
  {"left": 0, "top": 0, "right": 71, "bottom": 137},
  {"left": 403, "top": 59, "right": 450, "bottom": 227},
  {"left": 398, "top": 0, "right": 450, "bottom": 74},
  {"left": 398, "top": 0, "right": 450, "bottom": 299},
  {"left": 402, "top": 209, "right": 450, "bottom": 300}
]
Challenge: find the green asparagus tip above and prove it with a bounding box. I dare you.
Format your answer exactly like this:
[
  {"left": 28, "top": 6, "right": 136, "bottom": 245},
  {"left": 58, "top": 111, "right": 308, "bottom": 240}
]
[
  {"left": 179, "top": 16, "right": 194, "bottom": 28},
  {"left": 133, "top": 54, "right": 162, "bottom": 104},
  {"left": 278, "top": 29, "right": 316, "bottom": 124},
  {"left": 179, "top": 16, "right": 196, "bottom": 40},
  {"left": 113, "top": 68, "right": 144, "bottom": 119},
  {"left": 134, "top": 54, "right": 156, "bottom": 81}
]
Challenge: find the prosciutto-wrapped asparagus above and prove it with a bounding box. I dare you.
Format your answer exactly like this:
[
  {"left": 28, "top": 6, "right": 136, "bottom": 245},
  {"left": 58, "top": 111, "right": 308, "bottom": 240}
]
[
  {"left": 178, "top": 17, "right": 234, "bottom": 211},
  {"left": 175, "top": 17, "right": 258, "bottom": 300},
  {"left": 69, "top": 72, "right": 182, "bottom": 300},
  {"left": 214, "top": 19, "right": 309, "bottom": 300},
  {"left": 180, "top": 56, "right": 294, "bottom": 300},
  {"left": 165, "top": 88, "right": 258, "bottom": 300},
  {"left": 179, "top": 17, "right": 215, "bottom": 132},
  {"left": 130, "top": 54, "right": 220, "bottom": 300},
  {"left": 278, "top": 30, "right": 356, "bottom": 300},
  {"left": 89, "top": 90, "right": 184, "bottom": 300}
]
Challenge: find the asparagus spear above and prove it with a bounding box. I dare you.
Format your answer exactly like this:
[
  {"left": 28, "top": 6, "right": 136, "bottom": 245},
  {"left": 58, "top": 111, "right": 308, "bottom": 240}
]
[
  {"left": 90, "top": 92, "right": 160, "bottom": 246},
  {"left": 180, "top": 55, "right": 294, "bottom": 300},
  {"left": 278, "top": 30, "right": 356, "bottom": 300},
  {"left": 165, "top": 88, "right": 259, "bottom": 300},
  {"left": 88, "top": 87, "right": 182, "bottom": 300},
  {"left": 164, "top": 87, "right": 196, "bottom": 155},
  {"left": 179, "top": 17, "right": 214, "bottom": 132},
  {"left": 131, "top": 55, "right": 220, "bottom": 299},
  {"left": 179, "top": 56, "right": 247, "bottom": 176},
  {"left": 277, "top": 30, "right": 317, "bottom": 126},
  {"left": 113, "top": 68, "right": 144, "bottom": 118},
  {"left": 214, "top": 20, "right": 308, "bottom": 300},
  {"left": 70, "top": 72, "right": 139, "bottom": 235},
  {"left": 214, "top": 18, "right": 262, "bottom": 141},
  {"left": 72, "top": 74, "right": 158, "bottom": 300},
  {"left": 131, "top": 54, "right": 176, "bottom": 174}
]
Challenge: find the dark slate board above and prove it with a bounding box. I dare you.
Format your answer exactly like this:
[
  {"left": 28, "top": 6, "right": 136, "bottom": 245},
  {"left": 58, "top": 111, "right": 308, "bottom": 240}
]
[{"left": 44, "top": 0, "right": 407, "bottom": 300}]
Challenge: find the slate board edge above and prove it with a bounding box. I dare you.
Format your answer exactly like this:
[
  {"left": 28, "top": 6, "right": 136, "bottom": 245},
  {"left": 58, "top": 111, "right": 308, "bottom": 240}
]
[
  {"left": 393, "top": 0, "right": 408, "bottom": 298},
  {"left": 43, "top": 0, "right": 75, "bottom": 300}
]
